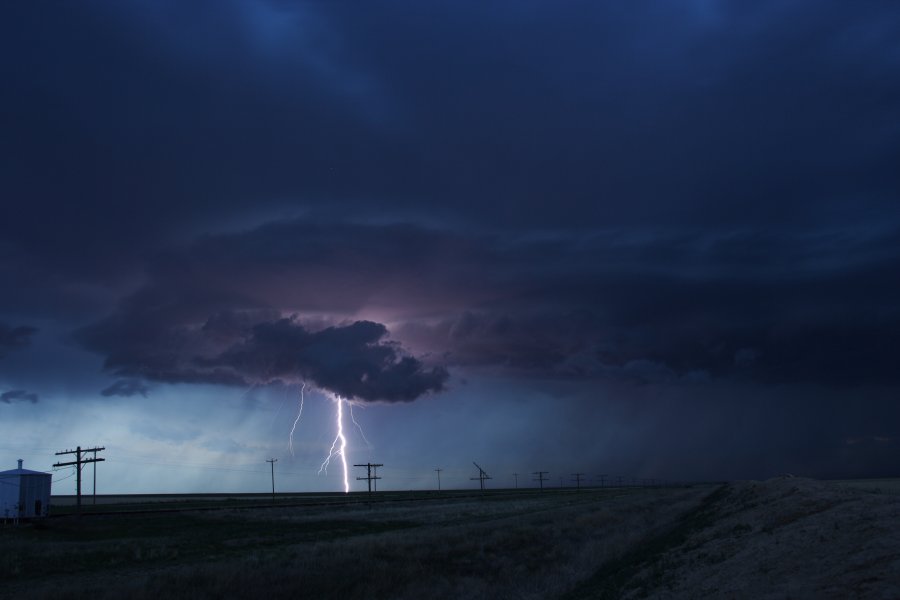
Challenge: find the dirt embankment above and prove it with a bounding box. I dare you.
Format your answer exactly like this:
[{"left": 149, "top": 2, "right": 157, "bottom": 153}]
[{"left": 621, "top": 478, "right": 900, "bottom": 599}]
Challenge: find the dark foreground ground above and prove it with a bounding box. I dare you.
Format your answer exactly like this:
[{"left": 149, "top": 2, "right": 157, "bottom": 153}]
[{"left": 2, "top": 479, "right": 898, "bottom": 599}]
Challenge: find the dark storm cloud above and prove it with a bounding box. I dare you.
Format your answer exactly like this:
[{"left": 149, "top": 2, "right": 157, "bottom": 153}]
[
  {"left": 0, "top": 323, "right": 37, "bottom": 358},
  {"left": 101, "top": 379, "right": 151, "bottom": 398},
  {"left": 0, "top": 390, "right": 38, "bottom": 404},
  {"left": 198, "top": 318, "right": 448, "bottom": 402},
  {"left": 78, "top": 302, "right": 447, "bottom": 402},
  {"left": 384, "top": 224, "right": 900, "bottom": 387},
  {"left": 2, "top": 0, "right": 898, "bottom": 276},
  {"left": 75, "top": 218, "right": 900, "bottom": 389},
  {"left": 1, "top": 0, "right": 898, "bottom": 481},
  {"left": 2, "top": 0, "right": 898, "bottom": 330}
]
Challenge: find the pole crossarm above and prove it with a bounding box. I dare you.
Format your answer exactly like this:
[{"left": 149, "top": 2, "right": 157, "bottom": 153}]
[
  {"left": 53, "top": 446, "right": 105, "bottom": 514},
  {"left": 51, "top": 458, "right": 105, "bottom": 468},
  {"left": 471, "top": 462, "right": 492, "bottom": 491},
  {"left": 354, "top": 463, "right": 383, "bottom": 494}
]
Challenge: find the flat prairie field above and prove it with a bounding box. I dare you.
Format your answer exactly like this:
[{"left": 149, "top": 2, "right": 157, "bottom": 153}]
[{"left": 2, "top": 480, "right": 898, "bottom": 599}]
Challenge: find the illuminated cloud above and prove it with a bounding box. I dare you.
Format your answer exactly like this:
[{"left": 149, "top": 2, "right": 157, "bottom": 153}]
[{"left": 79, "top": 310, "right": 447, "bottom": 403}]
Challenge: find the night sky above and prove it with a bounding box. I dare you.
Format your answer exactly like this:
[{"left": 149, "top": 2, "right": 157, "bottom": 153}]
[{"left": 2, "top": 1, "right": 899, "bottom": 493}]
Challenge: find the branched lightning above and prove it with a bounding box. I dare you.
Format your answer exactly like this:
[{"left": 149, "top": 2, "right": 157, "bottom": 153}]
[
  {"left": 348, "top": 402, "right": 372, "bottom": 450},
  {"left": 286, "top": 385, "right": 358, "bottom": 494},
  {"left": 317, "top": 393, "right": 349, "bottom": 493},
  {"left": 288, "top": 382, "right": 306, "bottom": 456}
]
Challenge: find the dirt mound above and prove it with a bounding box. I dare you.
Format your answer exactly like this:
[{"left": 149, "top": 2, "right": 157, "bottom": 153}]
[{"left": 630, "top": 478, "right": 900, "bottom": 599}]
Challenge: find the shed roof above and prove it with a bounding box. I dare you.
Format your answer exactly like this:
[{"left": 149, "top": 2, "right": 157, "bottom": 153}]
[
  {"left": 0, "top": 467, "right": 51, "bottom": 476},
  {"left": 0, "top": 461, "right": 51, "bottom": 476}
]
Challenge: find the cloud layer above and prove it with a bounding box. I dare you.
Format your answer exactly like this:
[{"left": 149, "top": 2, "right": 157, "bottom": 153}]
[
  {"left": 80, "top": 308, "right": 447, "bottom": 402},
  {"left": 0, "top": 390, "right": 38, "bottom": 404},
  {"left": 0, "top": 323, "right": 37, "bottom": 359},
  {"left": 1, "top": 1, "right": 899, "bottom": 480},
  {"left": 72, "top": 219, "right": 900, "bottom": 391}
]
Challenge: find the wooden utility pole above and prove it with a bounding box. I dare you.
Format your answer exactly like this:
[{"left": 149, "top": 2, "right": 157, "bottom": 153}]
[
  {"left": 434, "top": 468, "right": 443, "bottom": 491},
  {"left": 533, "top": 471, "right": 549, "bottom": 491},
  {"left": 471, "top": 462, "right": 491, "bottom": 491},
  {"left": 597, "top": 474, "right": 606, "bottom": 488},
  {"left": 513, "top": 472, "right": 519, "bottom": 489},
  {"left": 571, "top": 473, "right": 585, "bottom": 491},
  {"left": 92, "top": 448, "right": 98, "bottom": 505},
  {"left": 266, "top": 458, "right": 277, "bottom": 504},
  {"left": 53, "top": 446, "right": 105, "bottom": 514},
  {"left": 354, "top": 463, "right": 383, "bottom": 495}
]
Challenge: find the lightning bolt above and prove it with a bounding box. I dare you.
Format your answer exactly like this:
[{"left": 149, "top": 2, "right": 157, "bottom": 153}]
[
  {"left": 317, "top": 393, "right": 349, "bottom": 493},
  {"left": 288, "top": 382, "right": 306, "bottom": 457},
  {"left": 348, "top": 401, "right": 372, "bottom": 450}
]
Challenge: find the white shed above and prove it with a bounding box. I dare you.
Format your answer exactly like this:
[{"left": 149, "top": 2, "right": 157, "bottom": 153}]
[{"left": 0, "top": 459, "right": 52, "bottom": 520}]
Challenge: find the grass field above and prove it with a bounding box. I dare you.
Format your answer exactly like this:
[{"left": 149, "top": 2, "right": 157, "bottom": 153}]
[
  {"left": 831, "top": 477, "right": 900, "bottom": 495},
  {"left": 3, "top": 480, "right": 898, "bottom": 599},
  {"left": 46, "top": 488, "right": 577, "bottom": 514},
  {"left": 0, "top": 486, "right": 714, "bottom": 599}
]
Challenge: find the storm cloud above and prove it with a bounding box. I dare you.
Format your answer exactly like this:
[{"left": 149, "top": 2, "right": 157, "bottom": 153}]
[
  {"left": 101, "top": 378, "right": 151, "bottom": 398},
  {"left": 199, "top": 318, "right": 448, "bottom": 402},
  {"left": 0, "top": 323, "right": 37, "bottom": 358},
  {"left": 79, "top": 306, "right": 447, "bottom": 402},
  {"left": 2, "top": 0, "right": 900, "bottom": 481},
  {"left": 0, "top": 390, "right": 38, "bottom": 404},
  {"left": 77, "top": 219, "right": 900, "bottom": 390}
]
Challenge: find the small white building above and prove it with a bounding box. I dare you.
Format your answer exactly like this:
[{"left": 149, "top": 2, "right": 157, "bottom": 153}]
[{"left": 0, "top": 459, "right": 52, "bottom": 520}]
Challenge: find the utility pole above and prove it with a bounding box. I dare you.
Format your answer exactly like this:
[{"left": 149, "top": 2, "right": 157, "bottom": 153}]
[
  {"left": 355, "top": 463, "right": 383, "bottom": 495},
  {"left": 92, "top": 448, "right": 98, "bottom": 505},
  {"left": 597, "top": 474, "right": 606, "bottom": 488},
  {"left": 572, "top": 473, "right": 585, "bottom": 491},
  {"left": 266, "top": 458, "right": 277, "bottom": 504},
  {"left": 471, "top": 462, "right": 491, "bottom": 491},
  {"left": 53, "top": 446, "right": 105, "bottom": 515},
  {"left": 434, "top": 468, "right": 443, "bottom": 491},
  {"left": 513, "top": 472, "right": 519, "bottom": 489},
  {"left": 533, "top": 471, "right": 549, "bottom": 491}
]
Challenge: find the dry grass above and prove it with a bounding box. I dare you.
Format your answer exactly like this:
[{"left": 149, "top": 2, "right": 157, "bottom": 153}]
[
  {"left": 0, "top": 488, "right": 710, "bottom": 600},
  {"left": 619, "top": 478, "right": 900, "bottom": 599},
  {"left": 12, "top": 480, "right": 894, "bottom": 599}
]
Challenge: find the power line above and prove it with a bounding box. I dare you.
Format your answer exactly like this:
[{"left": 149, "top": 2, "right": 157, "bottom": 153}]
[
  {"left": 52, "top": 469, "right": 77, "bottom": 484},
  {"left": 571, "top": 473, "right": 585, "bottom": 491},
  {"left": 471, "top": 462, "right": 491, "bottom": 492},
  {"left": 434, "top": 468, "right": 443, "bottom": 491},
  {"left": 53, "top": 446, "right": 105, "bottom": 514},
  {"left": 354, "top": 462, "right": 383, "bottom": 495},
  {"left": 533, "top": 471, "right": 549, "bottom": 491}
]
